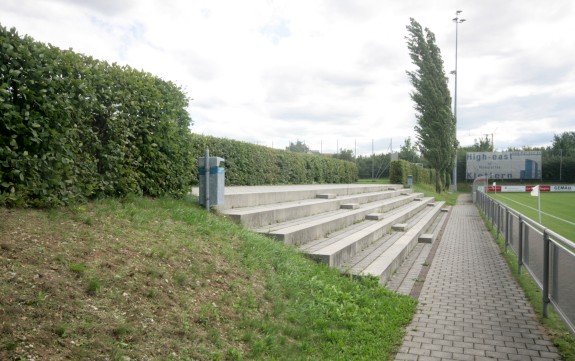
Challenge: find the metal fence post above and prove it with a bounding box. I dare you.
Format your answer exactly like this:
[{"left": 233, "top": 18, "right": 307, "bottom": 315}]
[
  {"left": 543, "top": 229, "right": 550, "bottom": 318},
  {"left": 491, "top": 199, "right": 495, "bottom": 228},
  {"left": 552, "top": 243, "right": 559, "bottom": 304},
  {"left": 504, "top": 208, "right": 509, "bottom": 252},
  {"left": 499, "top": 205, "right": 502, "bottom": 234},
  {"left": 496, "top": 203, "right": 500, "bottom": 233},
  {"left": 518, "top": 216, "right": 523, "bottom": 274}
]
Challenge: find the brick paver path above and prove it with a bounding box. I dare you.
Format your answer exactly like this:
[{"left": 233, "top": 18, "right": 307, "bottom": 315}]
[{"left": 395, "top": 194, "right": 561, "bottom": 361}]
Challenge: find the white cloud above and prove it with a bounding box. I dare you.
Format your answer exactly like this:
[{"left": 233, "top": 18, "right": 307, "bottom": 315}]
[{"left": 1, "top": 0, "right": 574, "bottom": 155}]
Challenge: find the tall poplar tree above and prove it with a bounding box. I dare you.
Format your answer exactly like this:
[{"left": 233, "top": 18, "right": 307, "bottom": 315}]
[{"left": 406, "top": 18, "right": 457, "bottom": 193}]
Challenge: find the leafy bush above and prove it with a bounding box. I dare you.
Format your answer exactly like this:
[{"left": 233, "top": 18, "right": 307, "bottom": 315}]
[
  {"left": 188, "top": 134, "right": 358, "bottom": 186},
  {"left": 0, "top": 25, "right": 193, "bottom": 206},
  {"left": 0, "top": 24, "right": 357, "bottom": 207},
  {"left": 390, "top": 160, "right": 434, "bottom": 186}
]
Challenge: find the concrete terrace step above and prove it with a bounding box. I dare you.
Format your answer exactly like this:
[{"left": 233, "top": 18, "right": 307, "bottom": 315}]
[
  {"left": 298, "top": 200, "right": 432, "bottom": 254},
  {"left": 359, "top": 201, "right": 445, "bottom": 283},
  {"left": 418, "top": 205, "right": 449, "bottom": 243},
  {"left": 199, "top": 183, "right": 451, "bottom": 293},
  {"left": 221, "top": 188, "right": 412, "bottom": 228},
  {"left": 339, "top": 232, "right": 404, "bottom": 274},
  {"left": 338, "top": 201, "right": 443, "bottom": 275},
  {"left": 303, "top": 197, "right": 435, "bottom": 267},
  {"left": 384, "top": 210, "right": 450, "bottom": 294},
  {"left": 384, "top": 208, "right": 450, "bottom": 293},
  {"left": 212, "top": 184, "right": 402, "bottom": 210},
  {"left": 253, "top": 192, "right": 425, "bottom": 245},
  {"left": 385, "top": 243, "right": 431, "bottom": 294}
]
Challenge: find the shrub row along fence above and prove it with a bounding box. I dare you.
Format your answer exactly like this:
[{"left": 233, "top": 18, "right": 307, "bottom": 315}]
[
  {"left": 389, "top": 160, "right": 435, "bottom": 187},
  {"left": 0, "top": 25, "right": 357, "bottom": 207},
  {"left": 189, "top": 135, "right": 358, "bottom": 186},
  {"left": 475, "top": 191, "right": 575, "bottom": 336}
]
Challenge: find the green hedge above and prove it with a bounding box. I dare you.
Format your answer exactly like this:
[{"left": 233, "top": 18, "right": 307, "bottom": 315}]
[
  {"left": 389, "top": 160, "right": 435, "bottom": 186},
  {"left": 188, "top": 134, "right": 358, "bottom": 186},
  {"left": 1, "top": 25, "right": 194, "bottom": 207},
  {"left": 0, "top": 25, "right": 357, "bottom": 207}
]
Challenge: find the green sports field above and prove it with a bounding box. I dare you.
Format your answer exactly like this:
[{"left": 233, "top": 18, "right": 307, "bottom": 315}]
[{"left": 489, "top": 192, "right": 575, "bottom": 242}]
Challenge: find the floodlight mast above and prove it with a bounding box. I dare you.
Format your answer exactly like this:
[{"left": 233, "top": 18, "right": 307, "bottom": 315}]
[{"left": 451, "top": 10, "right": 465, "bottom": 192}]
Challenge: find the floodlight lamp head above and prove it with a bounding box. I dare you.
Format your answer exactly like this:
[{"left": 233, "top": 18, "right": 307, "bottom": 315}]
[{"left": 456, "top": 10, "right": 462, "bottom": 15}]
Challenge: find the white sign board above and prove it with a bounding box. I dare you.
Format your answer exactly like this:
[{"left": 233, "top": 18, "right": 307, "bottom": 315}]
[
  {"left": 466, "top": 151, "right": 542, "bottom": 180},
  {"left": 551, "top": 185, "right": 575, "bottom": 192}
]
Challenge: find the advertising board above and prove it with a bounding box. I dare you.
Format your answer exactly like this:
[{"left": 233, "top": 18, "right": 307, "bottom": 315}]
[
  {"left": 466, "top": 151, "right": 542, "bottom": 180},
  {"left": 485, "top": 185, "right": 575, "bottom": 192}
]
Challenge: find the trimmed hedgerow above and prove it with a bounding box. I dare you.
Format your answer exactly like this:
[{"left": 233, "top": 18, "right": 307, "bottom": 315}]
[
  {"left": 0, "top": 25, "right": 194, "bottom": 206},
  {"left": 1, "top": 25, "right": 357, "bottom": 207},
  {"left": 390, "top": 160, "right": 434, "bottom": 187},
  {"left": 188, "top": 134, "right": 358, "bottom": 186}
]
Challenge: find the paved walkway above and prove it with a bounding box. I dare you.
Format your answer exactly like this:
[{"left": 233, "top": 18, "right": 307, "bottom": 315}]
[{"left": 395, "top": 194, "right": 561, "bottom": 361}]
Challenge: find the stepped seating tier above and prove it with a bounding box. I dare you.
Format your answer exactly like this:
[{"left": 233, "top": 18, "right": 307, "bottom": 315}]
[
  {"left": 359, "top": 201, "right": 445, "bottom": 283},
  {"left": 211, "top": 184, "right": 449, "bottom": 287},
  {"left": 303, "top": 197, "right": 435, "bottom": 267},
  {"left": 223, "top": 188, "right": 411, "bottom": 228},
  {"left": 212, "top": 184, "right": 402, "bottom": 210},
  {"left": 252, "top": 193, "right": 424, "bottom": 245}
]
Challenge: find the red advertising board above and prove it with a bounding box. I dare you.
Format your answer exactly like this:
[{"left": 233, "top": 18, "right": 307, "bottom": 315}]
[{"left": 525, "top": 185, "right": 550, "bottom": 192}]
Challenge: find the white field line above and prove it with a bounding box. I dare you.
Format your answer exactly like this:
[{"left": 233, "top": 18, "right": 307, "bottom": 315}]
[{"left": 496, "top": 195, "right": 575, "bottom": 227}]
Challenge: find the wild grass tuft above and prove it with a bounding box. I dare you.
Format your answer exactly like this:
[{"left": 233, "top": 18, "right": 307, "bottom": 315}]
[
  {"left": 69, "top": 262, "right": 88, "bottom": 275},
  {"left": 86, "top": 278, "right": 102, "bottom": 295}
]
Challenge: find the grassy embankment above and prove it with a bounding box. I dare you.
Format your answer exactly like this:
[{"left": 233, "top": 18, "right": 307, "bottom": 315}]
[{"left": 0, "top": 195, "right": 417, "bottom": 361}]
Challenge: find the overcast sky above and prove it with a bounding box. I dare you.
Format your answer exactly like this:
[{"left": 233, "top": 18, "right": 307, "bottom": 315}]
[{"left": 2, "top": 0, "right": 574, "bottom": 155}]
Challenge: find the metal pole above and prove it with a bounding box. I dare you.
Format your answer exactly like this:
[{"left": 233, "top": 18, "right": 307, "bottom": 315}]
[
  {"left": 497, "top": 204, "right": 500, "bottom": 233},
  {"left": 560, "top": 149, "right": 563, "bottom": 182},
  {"left": 491, "top": 199, "right": 495, "bottom": 228},
  {"left": 371, "top": 139, "right": 375, "bottom": 182},
  {"left": 451, "top": 11, "right": 465, "bottom": 192},
  {"left": 504, "top": 208, "right": 509, "bottom": 252},
  {"left": 538, "top": 190, "right": 542, "bottom": 224},
  {"left": 518, "top": 216, "right": 523, "bottom": 274},
  {"left": 543, "top": 229, "right": 550, "bottom": 318},
  {"left": 552, "top": 242, "right": 559, "bottom": 303},
  {"left": 205, "top": 148, "right": 210, "bottom": 211}
]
